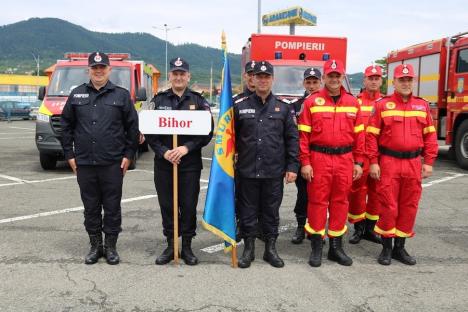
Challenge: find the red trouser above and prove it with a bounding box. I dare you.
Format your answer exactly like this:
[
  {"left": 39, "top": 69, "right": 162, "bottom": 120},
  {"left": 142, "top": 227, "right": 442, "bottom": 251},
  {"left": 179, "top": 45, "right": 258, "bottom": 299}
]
[
  {"left": 348, "top": 158, "right": 380, "bottom": 223},
  {"left": 305, "top": 151, "right": 353, "bottom": 237},
  {"left": 375, "top": 155, "right": 422, "bottom": 238}
]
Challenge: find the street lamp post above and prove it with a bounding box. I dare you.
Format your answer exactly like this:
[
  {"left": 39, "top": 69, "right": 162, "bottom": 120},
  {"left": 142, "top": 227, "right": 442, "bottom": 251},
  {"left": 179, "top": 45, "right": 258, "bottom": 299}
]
[{"left": 153, "top": 24, "right": 181, "bottom": 87}]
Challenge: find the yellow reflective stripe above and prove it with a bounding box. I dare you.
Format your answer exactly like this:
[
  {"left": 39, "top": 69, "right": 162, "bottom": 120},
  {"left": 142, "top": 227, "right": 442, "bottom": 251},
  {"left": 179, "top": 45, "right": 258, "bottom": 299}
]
[
  {"left": 298, "top": 124, "right": 312, "bottom": 132},
  {"left": 366, "top": 126, "right": 381, "bottom": 135},
  {"left": 360, "top": 106, "right": 373, "bottom": 112},
  {"left": 374, "top": 225, "right": 395, "bottom": 236},
  {"left": 365, "top": 213, "right": 379, "bottom": 221},
  {"left": 348, "top": 212, "right": 366, "bottom": 221},
  {"left": 310, "top": 106, "right": 335, "bottom": 113},
  {"left": 310, "top": 106, "right": 358, "bottom": 114},
  {"left": 304, "top": 223, "right": 326, "bottom": 236},
  {"left": 423, "top": 126, "right": 436, "bottom": 134},
  {"left": 395, "top": 229, "right": 413, "bottom": 238},
  {"left": 38, "top": 102, "right": 52, "bottom": 116},
  {"left": 381, "top": 110, "right": 427, "bottom": 118},
  {"left": 354, "top": 124, "right": 364, "bottom": 133},
  {"left": 419, "top": 73, "right": 439, "bottom": 82},
  {"left": 336, "top": 106, "right": 358, "bottom": 113},
  {"left": 328, "top": 225, "right": 348, "bottom": 237}
]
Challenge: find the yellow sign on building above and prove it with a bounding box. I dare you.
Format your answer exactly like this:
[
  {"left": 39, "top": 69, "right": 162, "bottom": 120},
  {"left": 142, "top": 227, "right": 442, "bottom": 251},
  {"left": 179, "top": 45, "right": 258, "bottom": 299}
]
[
  {"left": 262, "top": 6, "right": 317, "bottom": 26},
  {"left": 0, "top": 74, "right": 48, "bottom": 86}
]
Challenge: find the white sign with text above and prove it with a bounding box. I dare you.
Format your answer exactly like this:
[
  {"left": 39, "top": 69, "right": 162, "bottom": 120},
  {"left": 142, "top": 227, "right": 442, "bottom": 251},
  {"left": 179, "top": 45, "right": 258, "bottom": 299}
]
[{"left": 139, "top": 110, "right": 211, "bottom": 135}]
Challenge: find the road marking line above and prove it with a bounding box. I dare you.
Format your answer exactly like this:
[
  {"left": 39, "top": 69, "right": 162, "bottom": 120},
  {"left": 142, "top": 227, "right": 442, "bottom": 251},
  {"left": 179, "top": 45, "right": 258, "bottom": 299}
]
[
  {"left": 0, "top": 137, "right": 33, "bottom": 140},
  {"left": 0, "top": 132, "right": 34, "bottom": 135},
  {"left": 200, "top": 223, "right": 296, "bottom": 254},
  {"left": 7, "top": 126, "right": 35, "bottom": 130},
  {"left": 422, "top": 173, "right": 466, "bottom": 188},
  {"left": 0, "top": 186, "right": 208, "bottom": 224},
  {"left": 0, "top": 174, "right": 25, "bottom": 183}
]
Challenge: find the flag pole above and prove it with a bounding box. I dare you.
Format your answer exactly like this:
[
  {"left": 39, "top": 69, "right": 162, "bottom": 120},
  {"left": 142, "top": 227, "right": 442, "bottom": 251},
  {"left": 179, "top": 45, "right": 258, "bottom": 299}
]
[
  {"left": 231, "top": 245, "right": 238, "bottom": 268},
  {"left": 172, "top": 134, "right": 179, "bottom": 264}
]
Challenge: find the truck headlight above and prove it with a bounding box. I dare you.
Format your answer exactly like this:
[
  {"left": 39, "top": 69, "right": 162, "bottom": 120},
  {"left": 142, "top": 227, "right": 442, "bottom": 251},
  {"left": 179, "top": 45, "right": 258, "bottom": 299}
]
[{"left": 37, "top": 113, "right": 50, "bottom": 123}]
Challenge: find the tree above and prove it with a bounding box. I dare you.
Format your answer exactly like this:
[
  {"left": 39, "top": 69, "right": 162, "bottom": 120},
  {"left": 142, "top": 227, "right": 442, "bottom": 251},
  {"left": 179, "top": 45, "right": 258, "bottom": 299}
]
[{"left": 374, "top": 57, "right": 388, "bottom": 94}]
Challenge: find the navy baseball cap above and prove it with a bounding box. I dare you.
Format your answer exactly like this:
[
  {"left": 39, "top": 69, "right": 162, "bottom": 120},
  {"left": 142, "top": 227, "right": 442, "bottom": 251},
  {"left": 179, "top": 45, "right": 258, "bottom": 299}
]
[
  {"left": 253, "top": 61, "right": 274, "bottom": 76},
  {"left": 304, "top": 67, "right": 322, "bottom": 80},
  {"left": 88, "top": 52, "right": 110, "bottom": 67},
  {"left": 245, "top": 61, "right": 256, "bottom": 73},
  {"left": 169, "top": 57, "right": 189, "bottom": 72}
]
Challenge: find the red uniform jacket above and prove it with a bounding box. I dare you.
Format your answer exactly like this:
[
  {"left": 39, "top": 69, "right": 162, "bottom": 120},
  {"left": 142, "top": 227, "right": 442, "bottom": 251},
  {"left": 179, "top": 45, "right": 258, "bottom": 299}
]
[
  {"left": 366, "top": 93, "right": 438, "bottom": 165},
  {"left": 298, "top": 87, "right": 365, "bottom": 166}
]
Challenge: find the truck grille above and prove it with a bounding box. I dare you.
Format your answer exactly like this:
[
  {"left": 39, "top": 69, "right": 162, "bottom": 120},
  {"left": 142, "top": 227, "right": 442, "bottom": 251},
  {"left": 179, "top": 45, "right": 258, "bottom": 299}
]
[{"left": 51, "top": 115, "right": 62, "bottom": 134}]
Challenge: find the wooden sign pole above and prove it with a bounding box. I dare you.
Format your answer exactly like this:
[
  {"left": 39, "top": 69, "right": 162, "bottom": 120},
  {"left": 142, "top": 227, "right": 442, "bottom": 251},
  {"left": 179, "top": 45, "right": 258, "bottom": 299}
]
[{"left": 172, "top": 134, "right": 179, "bottom": 264}]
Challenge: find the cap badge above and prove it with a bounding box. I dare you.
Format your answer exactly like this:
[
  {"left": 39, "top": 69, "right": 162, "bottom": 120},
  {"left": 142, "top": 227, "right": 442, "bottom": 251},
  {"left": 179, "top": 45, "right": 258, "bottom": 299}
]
[
  {"left": 402, "top": 67, "right": 409, "bottom": 74},
  {"left": 371, "top": 67, "right": 377, "bottom": 74},
  {"left": 250, "top": 61, "right": 255, "bottom": 68},
  {"left": 174, "top": 58, "right": 183, "bottom": 66},
  {"left": 94, "top": 53, "right": 102, "bottom": 62},
  {"left": 331, "top": 60, "right": 337, "bottom": 69},
  {"left": 260, "top": 65, "right": 267, "bottom": 71}
]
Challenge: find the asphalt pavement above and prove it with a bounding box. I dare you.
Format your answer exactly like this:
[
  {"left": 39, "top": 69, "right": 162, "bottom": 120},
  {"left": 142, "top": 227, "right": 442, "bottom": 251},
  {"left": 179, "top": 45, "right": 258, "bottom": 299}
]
[{"left": 0, "top": 120, "right": 467, "bottom": 312}]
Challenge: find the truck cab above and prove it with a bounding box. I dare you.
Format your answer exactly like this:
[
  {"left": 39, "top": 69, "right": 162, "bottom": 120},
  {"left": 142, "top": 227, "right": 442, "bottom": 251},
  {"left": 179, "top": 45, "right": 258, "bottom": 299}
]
[{"left": 36, "top": 53, "right": 159, "bottom": 170}]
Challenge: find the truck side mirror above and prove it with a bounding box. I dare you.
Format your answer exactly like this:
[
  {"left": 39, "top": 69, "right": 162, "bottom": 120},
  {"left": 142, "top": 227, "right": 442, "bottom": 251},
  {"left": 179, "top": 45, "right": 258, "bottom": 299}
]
[
  {"left": 38, "top": 86, "right": 46, "bottom": 101},
  {"left": 136, "top": 87, "right": 147, "bottom": 101}
]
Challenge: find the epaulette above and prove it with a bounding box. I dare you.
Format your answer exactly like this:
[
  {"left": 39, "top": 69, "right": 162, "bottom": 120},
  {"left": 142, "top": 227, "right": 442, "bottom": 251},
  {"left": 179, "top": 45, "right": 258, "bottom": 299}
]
[
  {"left": 375, "top": 96, "right": 389, "bottom": 103},
  {"left": 280, "top": 98, "right": 291, "bottom": 104},
  {"left": 232, "top": 93, "right": 240, "bottom": 99},
  {"left": 414, "top": 96, "right": 429, "bottom": 103},
  {"left": 155, "top": 89, "right": 169, "bottom": 97},
  {"left": 289, "top": 98, "right": 299, "bottom": 104},
  {"left": 189, "top": 89, "right": 203, "bottom": 97},
  {"left": 234, "top": 96, "right": 248, "bottom": 104}
]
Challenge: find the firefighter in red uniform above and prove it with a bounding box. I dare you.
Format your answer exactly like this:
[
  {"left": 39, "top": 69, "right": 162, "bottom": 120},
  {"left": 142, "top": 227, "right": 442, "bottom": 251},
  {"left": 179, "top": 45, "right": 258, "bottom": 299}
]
[
  {"left": 298, "top": 59, "right": 365, "bottom": 267},
  {"left": 366, "top": 63, "right": 438, "bottom": 265},
  {"left": 348, "top": 65, "right": 384, "bottom": 245}
]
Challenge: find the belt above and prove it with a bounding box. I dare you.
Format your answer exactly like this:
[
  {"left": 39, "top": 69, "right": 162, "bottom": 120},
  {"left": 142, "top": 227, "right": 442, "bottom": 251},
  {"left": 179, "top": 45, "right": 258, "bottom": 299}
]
[
  {"left": 379, "top": 146, "right": 422, "bottom": 159},
  {"left": 310, "top": 144, "right": 353, "bottom": 155}
]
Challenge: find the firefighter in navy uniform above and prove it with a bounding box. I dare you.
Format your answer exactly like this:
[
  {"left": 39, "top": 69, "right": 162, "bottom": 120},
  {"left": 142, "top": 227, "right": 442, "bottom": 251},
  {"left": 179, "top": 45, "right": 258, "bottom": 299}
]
[
  {"left": 145, "top": 57, "right": 213, "bottom": 266},
  {"left": 290, "top": 67, "right": 322, "bottom": 244},
  {"left": 61, "top": 52, "right": 139, "bottom": 265},
  {"left": 234, "top": 61, "right": 299, "bottom": 269},
  {"left": 232, "top": 61, "right": 256, "bottom": 103}
]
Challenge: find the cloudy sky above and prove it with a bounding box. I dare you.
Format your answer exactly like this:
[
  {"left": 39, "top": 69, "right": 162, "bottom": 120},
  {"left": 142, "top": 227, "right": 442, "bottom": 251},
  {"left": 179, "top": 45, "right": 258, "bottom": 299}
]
[{"left": 1, "top": 0, "right": 467, "bottom": 73}]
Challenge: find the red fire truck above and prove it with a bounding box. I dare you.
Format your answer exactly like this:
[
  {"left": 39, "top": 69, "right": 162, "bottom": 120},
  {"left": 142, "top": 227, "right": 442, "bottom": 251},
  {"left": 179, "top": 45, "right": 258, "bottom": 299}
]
[
  {"left": 36, "top": 53, "right": 160, "bottom": 170},
  {"left": 241, "top": 33, "right": 349, "bottom": 99},
  {"left": 387, "top": 32, "right": 468, "bottom": 169}
]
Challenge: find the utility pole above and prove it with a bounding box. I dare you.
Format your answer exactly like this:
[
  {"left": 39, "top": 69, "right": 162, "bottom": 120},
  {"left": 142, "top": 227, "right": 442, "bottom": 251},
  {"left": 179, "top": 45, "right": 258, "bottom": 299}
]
[
  {"left": 153, "top": 24, "right": 181, "bottom": 88},
  {"left": 32, "top": 53, "right": 40, "bottom": 76},
  {"left": 257, "top": 0, "right": 262, "bottom": 33}
]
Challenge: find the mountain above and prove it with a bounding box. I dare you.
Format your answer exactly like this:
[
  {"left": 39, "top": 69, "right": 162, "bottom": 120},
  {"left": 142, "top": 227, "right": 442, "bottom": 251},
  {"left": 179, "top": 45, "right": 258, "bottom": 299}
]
[{"left": 0, "top": 18, "right": 242, "bottom": 84}]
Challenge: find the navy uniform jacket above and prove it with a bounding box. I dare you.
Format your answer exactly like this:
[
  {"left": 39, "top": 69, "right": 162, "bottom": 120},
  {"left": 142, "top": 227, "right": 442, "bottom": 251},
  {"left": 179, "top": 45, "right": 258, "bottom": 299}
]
[
  {"left": 146, "top": 88, "right": 213, "bottom": 172},
  {"left": 61, "top": 80, "right": 139, "bottom": 166},
  {"left": 234, "top": 92, "right": 299, "bottom": 179}
]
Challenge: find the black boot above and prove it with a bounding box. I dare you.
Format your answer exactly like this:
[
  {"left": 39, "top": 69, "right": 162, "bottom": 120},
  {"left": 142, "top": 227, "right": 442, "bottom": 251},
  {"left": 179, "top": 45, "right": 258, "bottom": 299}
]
[
  {"left": 181, "top": 237, "right": 199, "bottom": 266},
  {"left": 362, "top": 219, "right": 382, "bottom": 244},
  {"left": 392, "top": 237, "right": 416, "bottom": 265},
  {"left": 308, "top": 234, "right": 323, "bottom": 267},
  {"left": 85, "top": 232, "right": 104, "bottom": 265},
  {"left": 238, "top": 237, "right": 255, "bottom": 269},
  {"left": 155, "top": 237, "right": 174, "bottom": 265},
  {"left": 378, "top": 237, "right": 393, "bottom": 265},
  {"left": 328, "top": 236, "right": 353, "bottom": 266},
  {"left": 104, "top": 234, "right": 120, "bottom": 265},
  {"left": 263, "top": 237, "right": 284, "bottom": 268},
  {"left": 348, "top": 220, "right": 365, "bottom": 244},
  {"left": 291, "top": 223, "right": 306, "bottom": 244}
]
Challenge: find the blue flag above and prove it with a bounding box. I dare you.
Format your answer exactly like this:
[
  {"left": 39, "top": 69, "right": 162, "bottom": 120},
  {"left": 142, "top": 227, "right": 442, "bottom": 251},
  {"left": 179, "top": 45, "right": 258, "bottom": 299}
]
[{"left": 202, "top": 33, "right": 236, "bottom": 251}]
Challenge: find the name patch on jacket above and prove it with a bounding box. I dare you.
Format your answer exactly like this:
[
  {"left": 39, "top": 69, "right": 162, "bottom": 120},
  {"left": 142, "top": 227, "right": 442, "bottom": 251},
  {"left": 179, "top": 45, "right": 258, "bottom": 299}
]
[
  {"left": 157, "top": 105, "right": 172, "bottom": 110},
  {"left": 239, "top": 109, "right": 255, "bottom": 114},
  {"left": 73, "top": 94, "right": 89, "bottom": 98}
]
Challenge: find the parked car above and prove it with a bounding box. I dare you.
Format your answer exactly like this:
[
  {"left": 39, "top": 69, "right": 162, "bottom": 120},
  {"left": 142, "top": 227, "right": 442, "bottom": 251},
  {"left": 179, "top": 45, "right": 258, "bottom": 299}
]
[
  {"left": 29, "top": 100, "right": 41, "bottom": 120},
  {"left": 0, "top": 100, "right": 31, "bottom": 120}
]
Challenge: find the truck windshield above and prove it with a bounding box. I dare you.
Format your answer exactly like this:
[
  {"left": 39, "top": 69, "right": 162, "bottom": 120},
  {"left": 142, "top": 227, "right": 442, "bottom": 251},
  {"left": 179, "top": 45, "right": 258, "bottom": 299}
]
[
  {"left": 47, "top": 67, "right": 131, "bottom": 96},
  {"left": 272, "top": 66, "right": 317, "bottom": 97}
]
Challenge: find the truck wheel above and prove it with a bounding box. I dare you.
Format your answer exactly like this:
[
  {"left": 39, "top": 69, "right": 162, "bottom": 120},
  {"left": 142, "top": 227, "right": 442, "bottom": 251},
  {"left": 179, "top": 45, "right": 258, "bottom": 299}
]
[
  {"left": 454, "top": 119, "right": 468, "bottom": 170},
  {"left": 40, "top": 153, "right": 57, "bottom": 170}
]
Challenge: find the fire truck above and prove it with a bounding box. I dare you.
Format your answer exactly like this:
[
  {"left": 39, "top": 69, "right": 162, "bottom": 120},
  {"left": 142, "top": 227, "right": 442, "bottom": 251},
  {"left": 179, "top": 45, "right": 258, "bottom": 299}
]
[
  {"left": 387, "top": 32, "right": 468, "bottom": 169},
  {"left": 241, "top": 33, "right": 350, "bottom": 99},
  {"left": 36, "top": 52, "right": 160, "bottom": 170}
]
